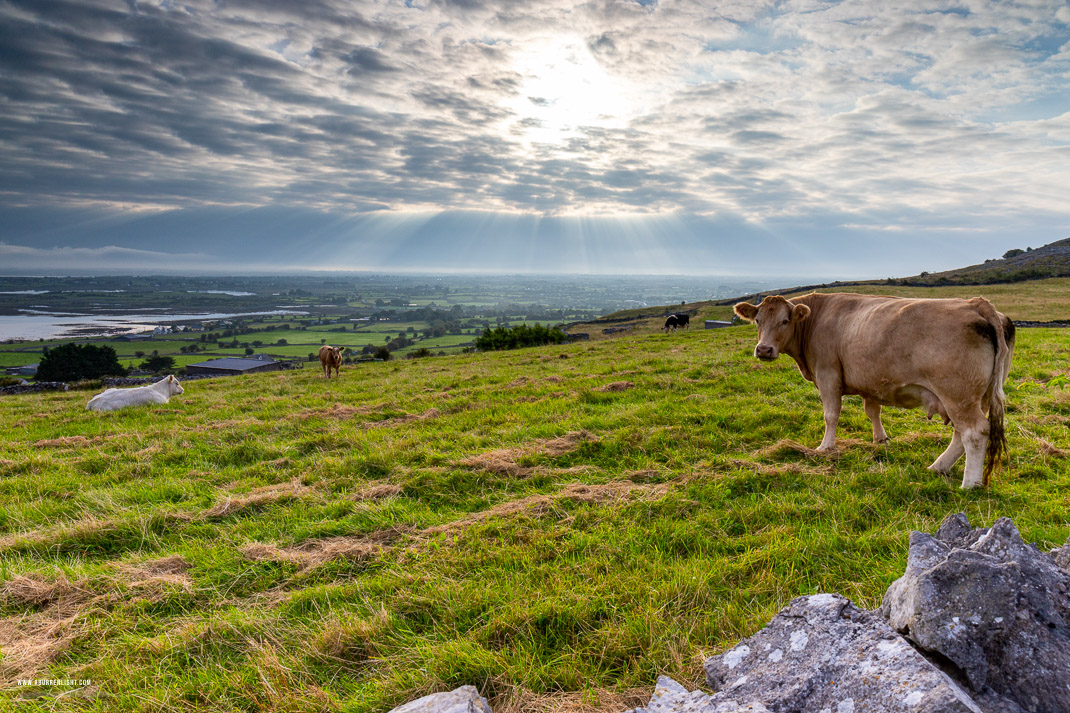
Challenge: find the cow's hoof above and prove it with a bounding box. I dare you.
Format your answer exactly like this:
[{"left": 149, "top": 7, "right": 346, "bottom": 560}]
[
  {"left": 959, "top": 481, "right": 984, "bottom": 490},
  {"left": 815, "top": 445, "right": 836, "bottom": 454},
  {"left": 874, "top": 437, "right": 890, "bottom": 445},
  {"left": 927, "top": 463, "right": 951, "bottom": 475}
]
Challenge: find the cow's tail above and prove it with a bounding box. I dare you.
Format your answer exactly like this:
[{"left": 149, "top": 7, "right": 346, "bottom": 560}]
[{"left": 972, "top": 298, "right": 1011, "bottom": 486}]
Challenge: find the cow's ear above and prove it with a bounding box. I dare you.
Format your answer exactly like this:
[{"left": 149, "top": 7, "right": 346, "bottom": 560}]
[
  {"left": 734, "top": 302, "right": 758, "bottom": 321},
  {"left": 791, "top": 304, "right": 811, "bottom": 322}
]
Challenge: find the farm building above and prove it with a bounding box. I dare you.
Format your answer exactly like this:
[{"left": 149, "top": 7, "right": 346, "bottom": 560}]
[
  {"left": 185, "top": 355, "right": 285, "bottom": 377},
  {"left": 705, "top": 319, "right": 737, "bottom": 329},
  {"left": 4, "top": 364, "right": 38, "bottom": 377}
]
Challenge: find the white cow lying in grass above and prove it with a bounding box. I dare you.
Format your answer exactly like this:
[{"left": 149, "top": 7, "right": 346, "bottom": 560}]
[{"left": 86, "top": 375, "right": 184, "bottom": 412}]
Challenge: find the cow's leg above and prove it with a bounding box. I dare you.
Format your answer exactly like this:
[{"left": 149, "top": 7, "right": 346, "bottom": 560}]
[
  {"left": 929, "top": 430, "right": 964, "bottom": 474},
  {"left": 815, "top": 381, "right": 843, "bottom": 452},
  {"left": 942, "top": 404, "right": 989, "bottom": 489},
  {"left": 864, "top": 398, "right": 889, "bottom": 444}
]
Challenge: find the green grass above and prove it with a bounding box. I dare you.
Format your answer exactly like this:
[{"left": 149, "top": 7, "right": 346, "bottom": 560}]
[{"left": 0, "top": 320, "right": 1068, "bottom": 711}]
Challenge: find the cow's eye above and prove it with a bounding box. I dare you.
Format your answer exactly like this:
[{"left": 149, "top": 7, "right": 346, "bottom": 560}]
[{"left": 781, "top": 318, "right": 789, "bottom": 325}]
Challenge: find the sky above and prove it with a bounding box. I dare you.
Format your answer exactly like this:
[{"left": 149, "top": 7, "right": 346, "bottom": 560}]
[{"left": 1, "top": 0, "right": 1069, "bottom": 277}]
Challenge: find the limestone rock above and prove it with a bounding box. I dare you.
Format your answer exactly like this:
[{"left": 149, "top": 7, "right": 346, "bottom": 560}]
[
  {"left": 880, "top": 513, "right": 1070, "bottom": 713},
  {"left": 388, "top": 686, "right": 492, "bottom": 713},
  {"left": 1051, "top": 535, "right": 1070, "bottom": 572},
  {"left": 703, "top": 593, "right": 981, "bottom": 713},
  {"left": 625, "top": 676, "right": 720, "bottom": 713}
]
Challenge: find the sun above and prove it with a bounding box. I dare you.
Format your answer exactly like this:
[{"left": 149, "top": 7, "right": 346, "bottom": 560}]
[{"left": 506, "top": 36, "right": 640, "bottom": 147}]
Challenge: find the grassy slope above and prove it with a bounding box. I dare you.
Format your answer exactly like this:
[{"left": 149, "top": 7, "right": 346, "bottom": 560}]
[
  {"left": 1, "top": 300, "right": 1069, "bottom": 711},
  {"left": 781, "top": 277, "right": 1070, "bottom": 321}
]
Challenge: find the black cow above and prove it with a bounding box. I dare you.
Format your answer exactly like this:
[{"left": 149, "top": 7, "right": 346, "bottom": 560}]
[
  {"left": 673, "top": 313, "right": 690, "bottom": 329},
  {"left": 664, "top": 315, "right": 679, "bottom": 332}
]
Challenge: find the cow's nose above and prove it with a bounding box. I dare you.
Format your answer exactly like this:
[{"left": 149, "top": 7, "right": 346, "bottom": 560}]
[{"left": 755, "top": 344, "right": 777, "bottom": 360}]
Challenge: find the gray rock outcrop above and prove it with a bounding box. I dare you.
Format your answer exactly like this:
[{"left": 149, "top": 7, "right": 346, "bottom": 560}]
[
  {"left": 1052, "top": 535, "right": 1070, "bottom": 572},
  {"left": 702, "top": 593, "right": 981, "bottom": 713},
  {"left": 880, "top": 513, "right": 1070, "bottom": 713},
  {"left": 387, "top": 685, "right": 492, "bottom": 713},
  {"left": 383, "top": 514, "right": 1070, "bottom": 713},
  {"left": 625, "top": 675, "right": 717, "bottom": 713}
]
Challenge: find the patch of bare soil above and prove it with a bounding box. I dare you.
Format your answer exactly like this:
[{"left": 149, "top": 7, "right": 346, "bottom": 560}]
[
  {"left": 597, "top": 381, "right": 634, "bottom": 392},
  {"left": 362, "top": 408, "right": 441, "bottom": 429},
  {"left": 240, "top": 529, "right": 405, "bottom": 572},
  {"left": 200, "top": 478, "right": 314, "bottom": 519},
  {"left": 296, "top": 403, "right": 386, "bottom": 420},
  {"left": 752, "top": 438, "right": 872, "bottom": 460},
  {"left": 349, "top": 483, "right": 403, "bottom": 502},
  {"left": 1037, "top": 439, "right": 1068, "bottom": 457},
  {"left": 492, "top": 687, "right": 650, "bottom": 713},
  {"left": 458, "top": 431, "right": 599, "bottom": 476},
  {"left": 897, "top": 432, "right": 947, "bottom": 444},
  {"left": 32, "top": 436, "right": 102, "bottom": 448},
  {"left": 544, "top": 375, "right": 564, "bottom": 383},
  {"left": 728, "top": 459, "right": 833, "bottom": 477},
  {"left": 0, "top": 556, "right": 193, "bottom": 685},
  {"left": 423, "top": 480, "right": 669, "bottom": 537}
]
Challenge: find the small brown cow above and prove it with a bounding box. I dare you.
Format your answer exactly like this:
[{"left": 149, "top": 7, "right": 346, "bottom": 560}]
[
  {"left": 318, "top": 345, "right": 346, "bottom": 379},
  {"left": 733, "top": 292, "right": 1014, "bottom": 489}
]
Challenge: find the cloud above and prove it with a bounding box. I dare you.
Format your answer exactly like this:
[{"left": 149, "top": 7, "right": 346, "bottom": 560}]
[{"left": 0, "top": 0, "right": 1066, "bottom": 266}]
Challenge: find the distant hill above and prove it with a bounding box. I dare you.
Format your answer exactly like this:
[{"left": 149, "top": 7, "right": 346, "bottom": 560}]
[
  {"left": 893, "top": 236, "right": 1070, "bottom": 286},
  {"left": 577, "top": 236, "right": 1070, "bottom": 331},
  {"left": 715, "top": 236, "right": 1070, "bottom": 307}
]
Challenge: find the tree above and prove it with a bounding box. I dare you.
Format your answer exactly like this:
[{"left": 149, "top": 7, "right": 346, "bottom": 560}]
[
  {"left": 244, "top": 347, "right": 255, "bottom": 355},
  {"left": 374, "top": 346, "right": 392, "bottom": 361},
  {"left": 36, "top": 343, "right": 127, "bottom": 382},
  {"left": 276, "top": 339, "right": 288, "bottom": 346},
  {"left": 475, "top": 324, "right": 567, "bottom": 351},
  {"left": 141, "top": 354, "right": 176, "bottom": 373}
]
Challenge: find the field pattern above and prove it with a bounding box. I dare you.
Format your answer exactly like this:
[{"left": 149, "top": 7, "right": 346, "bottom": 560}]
[{"left": 1, "top": 324, "right": 1069, "bottom": 712}]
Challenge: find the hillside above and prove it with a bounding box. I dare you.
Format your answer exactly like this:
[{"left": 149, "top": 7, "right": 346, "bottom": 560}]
[
  {"left": 897, "top": 237, "right": 1070, "bottom": 286},
  {"left": 1, "top": 320, "right": 1068, "bottom": 711},
  {"left": 572, "top": 240, "right": 1070, "bottom": 337},
  {"left": 569, "top": 276, "right": 1070, "bottom": 341}
]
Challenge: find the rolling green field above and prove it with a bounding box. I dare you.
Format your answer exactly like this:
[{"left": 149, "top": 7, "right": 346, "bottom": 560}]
[{"left": 1, "top": 296, "right": 1068, "bottom": 712}]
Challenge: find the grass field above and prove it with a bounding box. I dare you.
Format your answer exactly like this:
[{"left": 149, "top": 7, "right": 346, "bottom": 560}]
[{"left": 1, "top": 290, "right": 1069, "bottom": 711}]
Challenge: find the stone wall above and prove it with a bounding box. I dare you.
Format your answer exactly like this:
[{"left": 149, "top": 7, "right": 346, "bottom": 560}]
[{"left": 0, "top": 381, "right": 68, "bottom": 396}]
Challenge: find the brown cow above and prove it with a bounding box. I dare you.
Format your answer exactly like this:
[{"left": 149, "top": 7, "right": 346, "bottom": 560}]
[
  {"left": 733, "top": 292, "right": 1014, "bottom": 489},
  {"left": 318, "top": 345, "right": 346, "bottom": 379}
]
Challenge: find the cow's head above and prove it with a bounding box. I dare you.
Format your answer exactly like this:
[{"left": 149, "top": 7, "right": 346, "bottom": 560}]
[
  {"left": 733, "top": 295, "right": 810, "bottom": 361},
  {"left": 166, "top": 374, "right": 184, "bottom": 395}
]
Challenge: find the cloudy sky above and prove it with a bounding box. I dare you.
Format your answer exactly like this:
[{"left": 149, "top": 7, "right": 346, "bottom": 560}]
[{"left": 1, "top": 0, "right": 1068, "bottom": 276}]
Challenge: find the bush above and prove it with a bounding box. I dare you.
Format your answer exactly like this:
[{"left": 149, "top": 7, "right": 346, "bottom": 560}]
[
  {"left": 36, "top": 343, "right": 127, "bottom": 382},
  {"left": 475, "top": 324, "right": 567, "bottom": 351},
  {"left": 374, "top": 347, "right": 392, "bottom": 361},
  {"left": 141, "top": 354, "right": 176, "bottom": 373}
]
